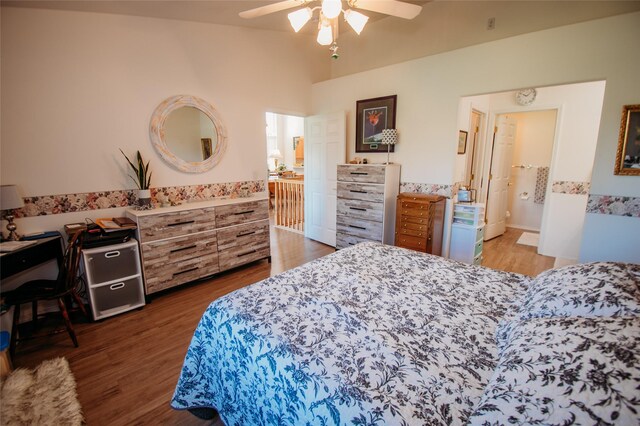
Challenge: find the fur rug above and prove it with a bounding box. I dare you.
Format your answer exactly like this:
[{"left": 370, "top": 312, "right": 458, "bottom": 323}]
[{"left": 1, "top": 357, "right": 84, "bottom": 425}]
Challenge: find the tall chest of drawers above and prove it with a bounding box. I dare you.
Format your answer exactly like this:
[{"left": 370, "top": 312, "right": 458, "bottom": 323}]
[
  {"left": 394, "top": 193, "right": 446, "bottom": 255},
  {"left": 335, "top": 164, "right": 400, "bottom": 249},
  {"left": 126, "top": 195, "right": 270, "bottom": 295}
]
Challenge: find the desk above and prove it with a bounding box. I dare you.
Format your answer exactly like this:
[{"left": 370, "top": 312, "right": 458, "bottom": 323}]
[{"left": 0, "top": 236, "right": 64, "bottom": 280}]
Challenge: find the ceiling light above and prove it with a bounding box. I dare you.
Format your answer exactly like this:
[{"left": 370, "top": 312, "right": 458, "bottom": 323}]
[
  {"left": 317, "top": 21, "right": 333, "bottom": 46},
  {"left": 287, "top": 7, "right": 312, "bottom": 32},
  {"left": 321, "top": 0, "right": 342, "bottom": 19},
  {"left": 344, "top": 9, "right": 369, "bottom": 35}
]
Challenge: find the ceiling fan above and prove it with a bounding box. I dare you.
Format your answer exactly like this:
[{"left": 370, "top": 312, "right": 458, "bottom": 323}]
[{"left": 239, "top": 0, "right": 423, "bottom": 58}]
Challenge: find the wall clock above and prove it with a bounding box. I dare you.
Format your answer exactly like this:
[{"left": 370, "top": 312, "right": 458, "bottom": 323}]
[{"left": 516, "top": 88, "right": 537, "bottom": 106}]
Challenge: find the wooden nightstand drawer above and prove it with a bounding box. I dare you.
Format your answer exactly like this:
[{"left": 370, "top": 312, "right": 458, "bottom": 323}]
[{"left": 395, "top": 234, "right": 429, "bottom": 251}]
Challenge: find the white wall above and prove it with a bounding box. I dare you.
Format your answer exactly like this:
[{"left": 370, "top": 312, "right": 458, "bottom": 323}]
[
  {"left": 1, "top": 7, "right": 329, "bottom": 234},
  {"left": 313, "top": 13, "right": 639, "bottom": 262}
]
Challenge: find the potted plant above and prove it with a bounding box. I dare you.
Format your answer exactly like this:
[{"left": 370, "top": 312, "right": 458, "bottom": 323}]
[{"left": 120, "top": 149, "right": 152, "bottom": 208}]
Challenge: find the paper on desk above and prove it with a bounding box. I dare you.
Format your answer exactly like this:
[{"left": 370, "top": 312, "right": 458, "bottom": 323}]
[{"left": 0, "top": 240, "right": 37, "bottom": 252}]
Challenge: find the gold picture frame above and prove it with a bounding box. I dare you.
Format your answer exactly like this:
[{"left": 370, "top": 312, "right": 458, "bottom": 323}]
[
  {"left": 457, "top": 130, "right": 468, "bottom": 155},
  {"left": 614, "top": 104, "right": 640, "bottom": 176}
]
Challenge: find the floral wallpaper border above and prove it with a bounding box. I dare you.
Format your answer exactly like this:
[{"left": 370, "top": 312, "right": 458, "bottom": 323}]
[
  {"left": 14, "top": 180, "right": 265, "bottom": 218},
  {"left": 586, "top": 195, "right": 640, "bottom": 218},
  {"left": 400, "top": 182, "right": 455, "bottom": 198},
  {"left": 551, "top": 181, "right": 590, "bottom": 195}
]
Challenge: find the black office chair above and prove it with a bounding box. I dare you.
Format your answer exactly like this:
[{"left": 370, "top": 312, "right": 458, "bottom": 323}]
[{"left": 3, "top": 230, "right": 88, "bottom": 357}]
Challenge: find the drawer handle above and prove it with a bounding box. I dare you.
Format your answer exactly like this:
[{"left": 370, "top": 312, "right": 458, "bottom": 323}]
[
  {"left": 349, "top": 190, "right": 367, "bottom": 194},
  {"left": 349, "top": 207, "right": 366, "bottom": 211},
  {"left": 237, "top": 231, "right": 256, "bottom": 237},
  {"left": 109, "top": 282, "right": 125, "bottom": 291},
  {"left": 167, "top": 220, "right": 195, "bottom": 227},
  {"left": 237, "top": 250, "right": 257, "bottom": 257},
  {"left": 350, "top": 172, "right": 368, "bottom": 175},
  {"left": 170, "top": 244, "right": 197, "bottom": 254},
  {"left": 173, "top": 267, "right": 198, "bottom": 276},
  {"left": 349, "top": 225, "right": 366, "bottom": 230},
  {"left": 104, "top": 250, "right": 121, "bottom": 258},
  {"left": 233, "top": 210, "right": 255, "bottom": 215}
]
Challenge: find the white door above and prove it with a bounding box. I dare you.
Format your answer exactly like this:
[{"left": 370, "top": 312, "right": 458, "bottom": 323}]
[
  {"left": 304, "top": 111, "right": 346, "bottom": 246},
  {"left": 484, "top": 114, "right": 516, "bottom": 240}
]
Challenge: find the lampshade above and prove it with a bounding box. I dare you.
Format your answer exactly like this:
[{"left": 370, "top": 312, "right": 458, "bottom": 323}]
[
  {"left": 288, "top": 7, "right": 312, "bottom": 32},
  {"left": 268, "top": 148, "right": 283, "bottom": 160},
  {"left": 0, "top": 185, "right": 25, "bottom": 211},
  {"left": 381, "top": 129, "right": 398, "bottom": 145},
  {"left": 344, "top": 9, "right": 369, "bottom": 35},
  {"left": 321, "top": 0, "right": 342, "bottom": 19},
  {"left": 317, "top": 21, "right": 333, "bottom": 46}
]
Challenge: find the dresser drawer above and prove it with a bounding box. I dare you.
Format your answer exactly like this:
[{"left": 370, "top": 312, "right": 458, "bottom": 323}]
[
  {"left": 395, "top": 234, "right": 429, "bottom": 252},
  {"left": 217, "top": 220, "right": 270, "bottom": 251},
  {"left": 337, "top": 165, "right": 386, "bottom": 184},
  {"left": 336, "top": 215, "right": 383, "bottom": 240},
  {"left": 336, "top": 198, "right": 383, "bottom": 222},
  {"left": 398, "top": 205, "right": 433, "bottom": 219},
  {"left": 141, "top": 230, "right": 218, "bottom": 267},
  {"left": 138, "top": 208, "right": 216, "bottom": 243},
  {"left": 215, "top": 199, "right": 269, "bottom": 228},
  {"left": 337, "top": 182, "right": 384, "bottom": 203},
  {"left": 396, "top": 226, "right": 430, "bottom": 239},
  {"left": 89, "top": 276, "right": 145, "bottom": 320},
  {"left": 335, "top": 232, "right": 376, "bottom": 249},
  {"left": 218, "top": 242, "right": 270, "bottom": 271},
  {"left": 144, "top": 252, "right": 220, "bottom": 294}
]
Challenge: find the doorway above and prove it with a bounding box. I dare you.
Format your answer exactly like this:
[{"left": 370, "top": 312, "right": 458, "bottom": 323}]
[
  {"left": 265, "top": 112, "right": 305, "bottom": 233},
  {"left": 459, "top": 80, "right": 606, "bottom": 263},
  {"left": 484, "top": 110, "right": 557, "bottom": 243}
]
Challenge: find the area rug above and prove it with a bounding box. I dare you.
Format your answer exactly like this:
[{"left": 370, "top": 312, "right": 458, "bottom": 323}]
[
  {"left": 516, "top": 231, "right": 540, "bottom": 247},
  {"left": 1, "top": 357, "right": 84, "bottom": 425}
]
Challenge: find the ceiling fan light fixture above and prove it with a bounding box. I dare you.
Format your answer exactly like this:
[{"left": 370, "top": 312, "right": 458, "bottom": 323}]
[
  {"left": 287, "top": 7, "right": 312, "bottom": 32},
  {"left": 321, "top": 0, "right": 342, "bottom": 19},
  {"left": 344, "top": 9, "right": 369, "bottom": 34},
  {"left": 317, "top": 21, "right": 333, "bottom": 45}
]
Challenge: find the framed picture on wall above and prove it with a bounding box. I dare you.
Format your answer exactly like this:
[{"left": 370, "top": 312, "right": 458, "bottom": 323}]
[
  {"left": 201, "top": 138, "right": 213, "bottom": 160},
  {"left": 614, "top": 104, "right": 640, "bottom": 175},
  {"left": 457, "top": 130, "right": 468, "bottom": 155},
  {"left": 355, "top": 95, "right": 397, "bottom": 153}
]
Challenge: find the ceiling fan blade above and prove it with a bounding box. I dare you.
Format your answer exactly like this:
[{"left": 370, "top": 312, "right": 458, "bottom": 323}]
[
  {"left": 352, "top": 0, "right": 422, "bottom": 20},
  {"left": 239, "top": 0, "right": 306, "bottom": 19}
]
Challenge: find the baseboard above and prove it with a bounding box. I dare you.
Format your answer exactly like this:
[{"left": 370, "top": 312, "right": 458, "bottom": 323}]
[{"left": 506, "top": 225, "right": 541, "bottom": 232}]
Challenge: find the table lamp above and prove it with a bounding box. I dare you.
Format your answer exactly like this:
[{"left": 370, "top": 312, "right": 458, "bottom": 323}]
[
  {"left": 381, "top": 129, "right": 398, "bottom": 164},
  {"left": 268, "top": 148, "right": 283, "bottom": 169},
  {"left": 0, "top": 185, "right": 25, "bottom": 241}
]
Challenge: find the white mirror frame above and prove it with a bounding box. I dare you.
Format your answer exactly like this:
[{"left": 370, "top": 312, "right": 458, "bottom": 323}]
[{"left": 149, "top": 95, "right": 227, "bottom": 173}]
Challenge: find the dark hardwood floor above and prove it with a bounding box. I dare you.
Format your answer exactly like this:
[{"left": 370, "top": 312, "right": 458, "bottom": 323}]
[{"left": 7, "top": 225, "right": 553, "bottom": 425}]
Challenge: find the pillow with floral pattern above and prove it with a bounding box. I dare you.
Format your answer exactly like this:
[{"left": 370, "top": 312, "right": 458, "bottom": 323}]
[
  {"left": 471, "top": 316, "right": 640, "bottom": 425},
  {"left": 517, "top": 262, "right": 640, "bottom": 321}
]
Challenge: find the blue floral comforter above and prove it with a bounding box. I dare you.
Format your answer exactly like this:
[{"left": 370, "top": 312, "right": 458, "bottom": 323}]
[{"left": 171, "top": 242, "right": 528, "bottom": 425}]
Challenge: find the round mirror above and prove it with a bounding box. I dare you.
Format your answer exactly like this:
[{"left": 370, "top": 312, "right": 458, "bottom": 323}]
[{"left": 150, "top": 95, "right": 227, "bottom": 173}]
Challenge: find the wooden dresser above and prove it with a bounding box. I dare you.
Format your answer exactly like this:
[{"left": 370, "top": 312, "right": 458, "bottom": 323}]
[
  {"left": 394, "top": 193, "right": 446, "bottom": 255},
  {"left": 126, "top": 194, "right": 270, "bottom": 295},
  {"left": 335, "top": 164, "right": 400, "bottom": 249}
]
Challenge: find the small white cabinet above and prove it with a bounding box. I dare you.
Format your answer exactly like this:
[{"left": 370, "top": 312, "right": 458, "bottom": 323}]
[
  {"left": 449, "top": 203, "right": 485, "bottom": 265},
  {"left": 82, "top": 239, "right": 145, "bottom": 320}
]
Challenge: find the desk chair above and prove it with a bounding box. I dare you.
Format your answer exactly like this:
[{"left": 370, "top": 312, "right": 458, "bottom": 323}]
[{"left": 2, "top": 231, "right": 87, "bottom": 357}]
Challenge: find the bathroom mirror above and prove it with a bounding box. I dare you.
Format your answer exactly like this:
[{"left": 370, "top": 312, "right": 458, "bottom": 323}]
[{"left": 150, "top": 95, "right": 227, "bottom": 173}]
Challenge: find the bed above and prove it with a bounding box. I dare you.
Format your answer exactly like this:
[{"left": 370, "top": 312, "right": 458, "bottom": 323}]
[{"left": 171, "top": 242, "right": 640, "bottom": 425}]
